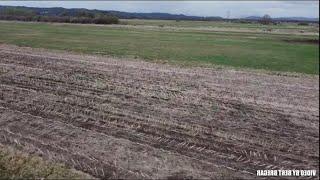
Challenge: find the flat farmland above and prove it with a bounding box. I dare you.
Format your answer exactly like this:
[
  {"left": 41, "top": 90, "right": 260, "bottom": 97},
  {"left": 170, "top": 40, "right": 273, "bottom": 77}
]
[
  {"left": 0, "top": 44, "right": 318, "bottom": 179},
  {"left": 120, "top": 19, "right": 319, "bottom": 32},
  {"left": 0, "top": 21, "right": 318, "bottom": 74}
]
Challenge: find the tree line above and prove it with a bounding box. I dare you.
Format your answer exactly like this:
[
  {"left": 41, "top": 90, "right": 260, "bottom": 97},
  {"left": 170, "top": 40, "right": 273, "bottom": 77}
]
[{"left": 0, "top": 7, "right": 119, "bottom": 24}]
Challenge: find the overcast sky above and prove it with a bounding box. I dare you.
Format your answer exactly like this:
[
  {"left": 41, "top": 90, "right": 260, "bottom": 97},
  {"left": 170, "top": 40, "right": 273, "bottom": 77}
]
[{"left": 0, "top": 1, "right": 318, "bottom": 18}]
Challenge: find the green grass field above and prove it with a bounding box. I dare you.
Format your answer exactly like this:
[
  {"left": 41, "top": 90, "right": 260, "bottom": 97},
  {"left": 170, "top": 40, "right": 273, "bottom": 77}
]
[
  {"left": 0, "top": 21, "right": 318, "bottom": 74},
  {"left": 120, "top": 19, "right": 319, "bottom": 32}
]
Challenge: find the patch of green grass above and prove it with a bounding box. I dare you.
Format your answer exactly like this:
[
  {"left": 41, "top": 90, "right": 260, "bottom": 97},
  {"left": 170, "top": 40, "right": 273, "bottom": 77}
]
[
  {"left": 120, "top": 19, "right": 319, "bottom": 32},
  {"left": 0, "top": 145, "right": 91, "bottom": 179},
  {"left": 0, "top": 21, "right": 318, "bottom": 74}
]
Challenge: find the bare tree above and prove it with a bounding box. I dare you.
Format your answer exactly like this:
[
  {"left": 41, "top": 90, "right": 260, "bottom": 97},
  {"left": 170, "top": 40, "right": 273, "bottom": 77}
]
[{"left": 260, "top": 14, "right": 272, "bottom": 25}]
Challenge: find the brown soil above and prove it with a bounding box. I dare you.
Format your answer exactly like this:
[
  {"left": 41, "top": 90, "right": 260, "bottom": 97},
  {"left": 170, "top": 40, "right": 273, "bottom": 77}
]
[
  {"left": 0, "top": 44, "right": 318, "bottom": 179},
  {"left": 283, "top": 39, "right": 319, "bottom": 45}
]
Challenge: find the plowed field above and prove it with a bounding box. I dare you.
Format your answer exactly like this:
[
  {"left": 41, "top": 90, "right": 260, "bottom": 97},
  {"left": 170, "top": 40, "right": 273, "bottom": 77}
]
[{"left": 0, "top": 44, "right": 318, "bottom": 179}]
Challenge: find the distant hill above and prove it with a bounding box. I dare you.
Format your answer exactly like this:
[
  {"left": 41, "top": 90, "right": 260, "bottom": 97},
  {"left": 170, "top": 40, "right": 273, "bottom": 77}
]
[
  {"left": 0, "top": 5, "right": 318, "bottom": 22},
  {"left": 274, "top": 17, "right": 319, "bottom": 22},
  {"left": 244, "top": 16, "right": 319, "bottom": 22},
  {"left": 0, "top": 5, "right": 223, "bottom": 21},
  {"left": 104, "top": 11, "right": 224, "bottom": 21}
]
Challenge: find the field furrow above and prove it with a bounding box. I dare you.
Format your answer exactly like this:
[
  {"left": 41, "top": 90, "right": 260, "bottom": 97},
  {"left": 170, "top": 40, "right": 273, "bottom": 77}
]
[{"left": 0, "top": 44, "right": 318, "bottom": 179}]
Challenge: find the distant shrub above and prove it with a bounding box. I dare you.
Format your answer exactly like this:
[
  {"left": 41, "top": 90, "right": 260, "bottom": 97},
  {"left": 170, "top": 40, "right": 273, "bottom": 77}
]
[
  {"left": 70, "top": 17, "right": 92, "bottom": 24},
  {"left": 93, "top": 15, "right": 119, "bottom": 24},
  {"left": 0, "top": 15, "right": 33, "bottom": 21},
  {"left": 237, "top": 20, "right": 251, "bottom": 24},
  {"left": 298, "top": 22, "right": 309, "bottom": 26}
]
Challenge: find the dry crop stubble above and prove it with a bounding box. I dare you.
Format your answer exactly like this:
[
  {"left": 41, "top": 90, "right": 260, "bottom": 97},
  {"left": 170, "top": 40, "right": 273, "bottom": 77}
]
[{"left": 0, "top": 44, "right": 318, "bottom": 179}]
